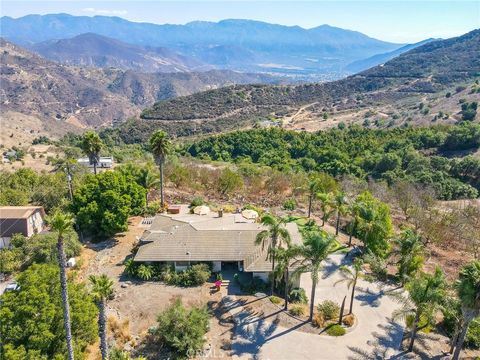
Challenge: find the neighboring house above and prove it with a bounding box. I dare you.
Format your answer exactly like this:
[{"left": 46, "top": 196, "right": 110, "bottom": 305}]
[
  {"left": 0, "top": 206, "right": 46, "bottom": 248},
  {"left": 77, "top": 156, "right": 114, "bottom": 169},
  {"left": 134, "top": 205, "right": 302, "bottom": 284}
]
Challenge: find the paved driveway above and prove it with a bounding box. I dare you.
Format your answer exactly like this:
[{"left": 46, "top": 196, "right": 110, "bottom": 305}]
[{"left": 229, "top": 254, "right": 405, "bottom": 360}]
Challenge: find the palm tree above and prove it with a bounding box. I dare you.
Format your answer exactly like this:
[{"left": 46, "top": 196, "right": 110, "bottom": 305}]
[
  {"left": 137, "top": 167, "right": 159, "bottom": 205},
  {"left": 333, "top": 191, "right": 348, "bottom": 235},
  {"left": 52, "top": 157, "right": 77, "bottom": 201},
  {"left": 392, "top": 229, "right": 424, "bottom": 285},
  {"left": 391, "top": 267, "right": 446, "bottom": 353},
  {"left": 89, "top": 274, "right": 114, "bottom": 360},
  {"left": 335, "top": 258, "right": 363, "bottom": 315},
  {"left": 453, "top": 260, "right": 480, "bottom": 360},
  {"left": 49, "top": 211, "right": 76, "bottom": 360},
  {"left": 271, "top": 244, "right": 301, "bottom": 310},
  {"left": 306, "top": 177, "right": 321, "bottom": 218},
  {"left": 346, "top": 201, "right": 362, "bottom": 247},
  {"left": 317, "top": 192, "right": 334, "bottom": 227},
  {"left": 149, "top": 130, "right": 171, "bottom": 209},
  {"left": 81, "top": 131, "right": 103, "bottom": 175},
  {"left": 442, "top": 295, "right": 463, "bottom": 355},
  {"left": 255, "top": 214, "right": 291, "bottom": 296},
  {"left": 293, "top": 231, "right": 337, "bottom": 321}
]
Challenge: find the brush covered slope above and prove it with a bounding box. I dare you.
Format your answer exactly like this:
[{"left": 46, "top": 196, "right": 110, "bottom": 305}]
[
  {"left": 134, "top": 29, "right": 479, "bottom": 138},
  {"left": 0, "top": 38, "right": 282, "bottom": 132}
]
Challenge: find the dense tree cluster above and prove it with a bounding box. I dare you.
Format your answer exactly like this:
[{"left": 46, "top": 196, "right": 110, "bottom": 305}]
[
  {"left": 72, "top": 171, "right": 146, "bottom": 239},
  {"left": 185, "top": 123, "right": 480, "bottom": 200},
  {"left": 0, "top": 232, "right": 81, "bottom": 274},
  {"left": 0, "top": 264, "right": 98, "bottom": 359},
  {"left": 0, "top": 168, "right": 71, "bottom": 211}
]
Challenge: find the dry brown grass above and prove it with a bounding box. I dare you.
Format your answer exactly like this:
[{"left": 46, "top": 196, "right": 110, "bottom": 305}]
[
  {"left": 342, "top": 314, "right": 355, "bottom": 327},
  {"left": 107, "top": 316, "right": 132, "bottom": 347}
]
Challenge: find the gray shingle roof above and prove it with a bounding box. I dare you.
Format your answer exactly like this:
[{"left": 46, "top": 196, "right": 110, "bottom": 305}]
[{"left": 134, "top": 211, "right": 302, "bottom": 272}]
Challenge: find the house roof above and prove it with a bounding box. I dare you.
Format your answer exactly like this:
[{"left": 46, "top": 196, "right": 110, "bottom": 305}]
[
  {"left": 134, "top": 208, "right": 303, "bottom": 272},
  {"left": 0, "top": 206, "right": 45, "bottom": 219}
]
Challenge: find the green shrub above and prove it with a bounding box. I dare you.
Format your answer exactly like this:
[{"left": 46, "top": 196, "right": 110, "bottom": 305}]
[
  {"left": 124, "top": 258, "right": 138, "bottom": 277},
  {"left": 289, "top": 305, "right": 305, "bottom": 317},
  {"left": 317, "top": 300, "right": 340, "bottom": 321},
  {"left": 288, "top": 287, "right": 308, "bottom": 304},
  {"left": 137, "top": 264, "right": 154, "bottom": 280},
  {"left": 406, "top": 313, "right": 433, "bottom": 333},
  {"left": 143, "top": 201, "right": 161, "bottom": 216},
  {"left": 164, "top": 263, "right": 211, "bottom": 287},
  {"left": 149, "top": 298, "right": 210, "bottom": 359},
  {"left": 238, "top": 276, "right": 268, "bottom": 294},
  {"left": 270, "top": 296, "right": 282, "bottom": 305},
  {"left": 282, "top": 198, "right": 296, "bottom": 211},
  {"left": 465, "top": 318, "right": 480, "bottom": 349},
  {"left": 326, "top": 324, "right": 346, "bottom": 336},
  {"left": 190, "top": 196, "right": 204, "bottom": 207},
  {"left": 185, "top": 264, "right": 211, "bottom": 286}
]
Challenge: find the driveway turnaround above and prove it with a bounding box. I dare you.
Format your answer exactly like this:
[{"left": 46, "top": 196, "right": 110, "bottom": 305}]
[{"left": 230, "top": 254, "right": 405, "bottom": 360}]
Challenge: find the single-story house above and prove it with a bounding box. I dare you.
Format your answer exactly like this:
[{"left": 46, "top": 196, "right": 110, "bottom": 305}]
[
  {"left": 0, "top": 206, "right": 46, "bottom": 248},
  {"left": 134, "top": 205, "right": 303, "bottom": 284},
  {"left": 77, "top": 156, "right": 114, "bottom": 169}
]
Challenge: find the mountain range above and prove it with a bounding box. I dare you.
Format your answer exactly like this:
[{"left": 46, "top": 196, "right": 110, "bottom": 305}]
[
  {"left": 29, "top": 33, "right": 208, "bottom": 73},
  {"left": 0, "top": 14, "right": 409, "bottom": 79},
  {"left": 126, "top": 29, "right": 479, "bottom": 139},
  {"left": 0, "top": 38, "right": 281, "bottom": 129}
]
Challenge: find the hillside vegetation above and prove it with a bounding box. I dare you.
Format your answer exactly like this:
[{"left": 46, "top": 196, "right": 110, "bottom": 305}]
[
  {"left": 137, "top": 30, "right": 480, "bottom": 137},
  {"left": 0, "top": 38, "right": 281, "bottom": 131},
  {"left": 183, "top": 124, "right": 480, "bottom": 200}
]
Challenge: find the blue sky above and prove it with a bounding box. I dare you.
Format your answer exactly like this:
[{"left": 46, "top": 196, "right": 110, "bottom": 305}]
[{"left": 1, "top": 1, "right": 479, "bottom": 43}]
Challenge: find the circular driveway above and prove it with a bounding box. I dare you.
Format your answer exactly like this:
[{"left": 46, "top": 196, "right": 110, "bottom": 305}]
[{"left": 230, "top": 254, "right": 405, "bottom": 360}]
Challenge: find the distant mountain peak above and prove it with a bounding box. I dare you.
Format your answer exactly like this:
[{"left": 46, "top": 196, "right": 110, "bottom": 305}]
[{"left": 1, "top": 13, "right": 406, "bottom": 79}]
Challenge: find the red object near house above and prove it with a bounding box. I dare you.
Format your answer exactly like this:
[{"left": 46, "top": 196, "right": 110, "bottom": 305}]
[{"left": 167, "top": 205, "right": 181, "bottom": 214}]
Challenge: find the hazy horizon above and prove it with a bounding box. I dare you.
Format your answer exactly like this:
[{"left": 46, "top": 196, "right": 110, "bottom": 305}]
[{"left": 2, "top": 1, "right": 479, "bottom": 43}]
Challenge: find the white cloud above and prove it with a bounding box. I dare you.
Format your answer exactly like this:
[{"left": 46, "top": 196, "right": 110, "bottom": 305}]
[{"left": 82, "top": 8, "right": 128, "bottom": 16}]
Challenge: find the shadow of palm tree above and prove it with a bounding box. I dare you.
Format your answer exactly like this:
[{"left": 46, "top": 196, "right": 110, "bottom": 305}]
[
  {"left": 348, "top": 320, "right": 405, "bottom": 360},
  {"left": 321, "top": 254, "right": 352, "bottom": 279},
  {"left": 231, "top": 310, "right": 280, "bottom": 360},
  {"left": 354, "top": 283, "right": 401, "bottom": 308}
]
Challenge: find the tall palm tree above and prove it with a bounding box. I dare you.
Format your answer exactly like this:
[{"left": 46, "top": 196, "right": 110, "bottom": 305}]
[
  {"left": 306, "top": 177, "right": 321, "bottom": 218},
  {"left": 293, "top": 231, "right": 337, "bottom": 321},
  {"left": 52, "top": 157, "right": 78, "bottom": 201},
  {"left": 317, "top": 192, "right": 334, "bottom": 227},
  {"left": 453, "top": 260, "right": 480, "bottom": 360},
  {"left": 255, "top": 214, "right": 291, "bottom": 296},
  {"left": 333, "top": 191, "right": 348, "bottom": 235},
  {"left": 137, "top": 167, "right": 159, "bottom": 205},
  {"left": 49, "top": 212, "right": 76, "bottom": 360},
  {"left": 149, "top": 130, "right": 171, "bottom": 209},
  {"left": 391, "top": 267, "right": 446, "bottom": 353},
  {"left": 346, "top": 200, "right": 363, "bottom": 247},
  {"left": 89, "top": 274, "right": 114, "bottom": 360},
  {"left": 392, "top": 229, "right": 424, "bottom": 286},
  {"left": 81, "top": 131, "right": 103, "bottom": 175},
  {"left": 271, "top": 244, "right": 301, "bottom": 310},
  {"left": 335, "top": 258, "right": 363, "bottom": 315}
]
